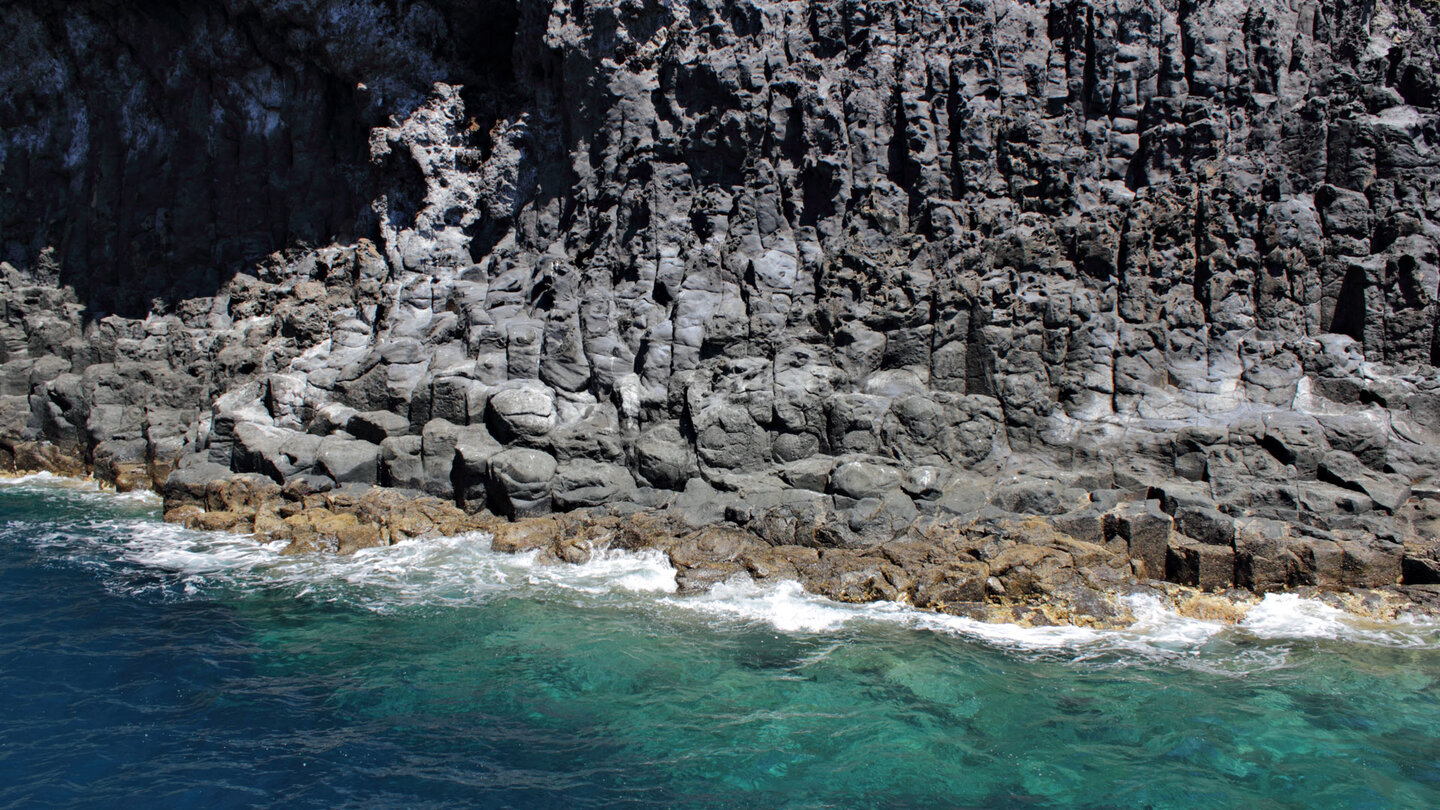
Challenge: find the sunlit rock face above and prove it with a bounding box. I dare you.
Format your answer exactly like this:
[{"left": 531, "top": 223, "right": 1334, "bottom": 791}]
[{"left": 2, "top": 0, "right": 1440, "bottom": 595}]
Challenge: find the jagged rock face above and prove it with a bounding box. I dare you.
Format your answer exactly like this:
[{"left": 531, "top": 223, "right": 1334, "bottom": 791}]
[
  {"left": 0, "top": 0, "right": 519, "bottom": 316},
  {"left": 3, "top": 0, "right": 1440, "bottom": 593}
]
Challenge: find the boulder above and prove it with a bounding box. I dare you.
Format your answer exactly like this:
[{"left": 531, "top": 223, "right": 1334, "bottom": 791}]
[
  {"left": 1233, "top": 518, "right": 1297, "bottom": 591},
  {"left": 93, "top": 438, "right": 150, "bottom": 491},
  {"left": 825, "top": 394, "right": 887, "bottom": 455},
  {"left": 453, "top": 426, "right": 503, "bottom": 509},
  {"left": 314, "top": 402, "right": 359, "bottom": 435},
  {"left": 380, "top": 435, "right": 425, "bottom": 490},
  {"left": 693, "top": 402, "right": 770, "bottom": 471},
  {"left": 488, "top": 447, "right": 558, "bottom": 518},
  {"left": 901, "top": 466, "right": 946, "bottom": 501},
  {"left": 781, "top": 456, "right": 837, "bottom": 494},
  {"left": 1174, "top": 505, "right": 1237, "bottom": 547},
  {"left": 233, "top": 423, "right": 320, "bottom": 482},
  {"left": 1113, "top": 501, "right": 1173, "bottom": 580},
  {"left": 829, "top": 460, "right": 901, "bottom": 502},
  {"left": 316, "top": 437, "right": 380, "bottom": 485},
  {"left": 847, "top": 490, "right": 920, "bottom": 542},
  {"left": 485, "top": 381, "right": 557, "bottom": 443},
  {"left": 1166, "top": 540, "right": 1234, "bottom": 590},
  {"left": 162, "top": 461, "right": 236, "bottom": 509},
  {"left": 991, "top": 480, "right": 1078, "bottom": 516},
  {"left": 348, "top": 410, "right": 412, "bottom": 444},
  {"left": 420, "top": 419, "right": 465, "bottom": 498},
  {"left": 553, "top": 460, "right": 636, "bottom": 510},
  {"left": 634, "top": 422, "right": 698, "bottom": 490},
  {"left": 1318, "top": 451, "right": 1412, "bottom": 513}
]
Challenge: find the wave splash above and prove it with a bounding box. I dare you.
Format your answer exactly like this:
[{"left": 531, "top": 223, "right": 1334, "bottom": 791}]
[{"left": 5, "top": 477, "right": 1438, "bottom": 662}]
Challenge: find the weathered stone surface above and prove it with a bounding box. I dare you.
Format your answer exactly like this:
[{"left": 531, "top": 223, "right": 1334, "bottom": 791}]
[
  {"left": 488, "top": 447, "right": 557, "bottom": 518},
  {"left": 349, "top": 410, "right": 412, "bottom": 444},
  {"left": 1168, "top": 541, "right": 1236, "bottom": 591},
  {"left": 553, "top": 460, "right": 636, "bottom": 511},
  {"left": 485, "top": 382, "right": 557, "bottom": 444},
  {"left": 693, "top": 403, "right": 769, "bottom": 473},
  {"left": 380, "top": 435, "right": 425, "bottom": 490},
  {"left": 453, "top": 426, "right": 503, "bottom": 509},
  {"left": 316, "top": 437, "right": 380, "bottom": 486},
  {"left": 1175, "top": 506, "right": 1237, "bottom": 548},
  {"left": 1318, "top": 451, "right": 1412, "bottom": 513},
  {"left": 162, "top": 461, "right": 235, "bottom": 509},
  {"left": 829, "top": 461, "right": 901, "bottom": 502},
  {"left": 3, "top": 0, "right": 1440, "bottom": 620},
  {"left": 633, "top": 422, "right": 697, "bottom": 491},
  {"left": 420, "top": 419, "right": 466, "bottom": 499}
]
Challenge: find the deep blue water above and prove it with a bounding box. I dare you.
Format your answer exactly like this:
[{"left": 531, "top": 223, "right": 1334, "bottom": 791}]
[{"left": 2, "top": 476, "right": 1439, "bottom": 808}]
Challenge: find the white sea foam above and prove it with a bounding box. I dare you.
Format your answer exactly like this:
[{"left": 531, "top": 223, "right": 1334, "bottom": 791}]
[
  {"left": 0, "top": 471, "right": 95, "bottom": 488},
  {"left": 103, "top": 518, "right": 680, "bottom": 614},
  {"left": 1238, "top": 593, "right": 1440, "bottom": 648},
  {"left": 79, "top": 518, "right": 1440, "bottom": 653},
  {"left": 670, "top": 579, "right": 856, "bottom": 633},
  {"left": 0, "top": 472, "right": 160, "bottom": 507},
  {"left": 9, "top": 478, "right": 1440, "bottom": 657},
  {"left": 1241, "top": 593, "right": 1351, "bottom": 639},
  {"left": 111, "top": 489, "right": 163, "bottom": 505}
]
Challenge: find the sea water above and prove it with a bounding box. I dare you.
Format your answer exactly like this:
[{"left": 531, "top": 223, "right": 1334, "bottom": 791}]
[{"left": 1, "top": 475, "right": 1438, "bottom": 808}]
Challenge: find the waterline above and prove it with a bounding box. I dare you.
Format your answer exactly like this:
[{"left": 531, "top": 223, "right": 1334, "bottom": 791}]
[{"left": 4, "top": 478, "right": 1439, "bottom": 808}]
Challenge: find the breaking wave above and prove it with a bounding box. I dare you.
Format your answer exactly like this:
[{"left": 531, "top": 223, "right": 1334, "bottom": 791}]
[{"left": 4, "top": 477, "right": 1438, "bottom": 665}]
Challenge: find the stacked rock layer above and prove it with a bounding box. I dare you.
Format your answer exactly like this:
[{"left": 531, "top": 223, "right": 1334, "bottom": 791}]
[{"left": 3, "top": 0, "right": 1439, "bottom": 614}]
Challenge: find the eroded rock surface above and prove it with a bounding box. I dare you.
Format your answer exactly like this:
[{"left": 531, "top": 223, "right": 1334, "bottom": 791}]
[{"left": 2, "top": 0, "right": 1440, "bottom": 614}]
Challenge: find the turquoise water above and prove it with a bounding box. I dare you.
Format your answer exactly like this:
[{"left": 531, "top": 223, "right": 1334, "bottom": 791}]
[{"left": 2, "top": 477, "right": 1439, "bottom": 808}]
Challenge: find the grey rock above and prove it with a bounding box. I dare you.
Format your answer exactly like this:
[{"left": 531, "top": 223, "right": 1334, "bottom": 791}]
[
  {"left": 1318, "top": 451, "right": 1412, "bottom": 513},
  {"left": 453, "top": 426, "right": 504, "bottom": 509},
  {"left": 1113, "top": 502, "right": 1173, "bottom": 580},
  {"left": 420, "top": 419, "right": 466, "bottom": 499},
  {"left": 489, "top": 447, "right": 558, "bottom": 518},
  {"left": 935, "top": 479, "right": 991, "bottom": 518},
  {"left": 991, "top": 480, "right": 1080, "bottom": 517},
  {"left": 634, "top": 422, "right": 697, "bottom": 490},
  {"left": 1054, "top": 508, "right": 1106, "bottom": 547},
  {"left": 781, "top": 456, "right": 837, "bottom": 494},
  {"left": 282, "top": 474, "right": 335, "bottom": 499},
  {"left": 315, "top": 437, "right": 380, "bottom": 486},
  {"left": 162, "top": 461, "right": 235, "bottom": 509},
  {"left": 233, "top": 423, "right": 321, "bottom": 482},
  {"left": 485, "top": 381, "right": 557, "bottom": 443},
  {"left": 829, "top": 460, "right": 902, "bottom": 502},
  {"left": 0, "top": 0, "right": 1438, "bottom": 609},
  {"left": 1175, "top": 506, "right": 1237, "bottom": 548},
  {"left": 848, "top": 491, "right": 920, "bottom": 543},
  {"left": 1167, "top": 540, "right": 1235, "bottom": 591},
  {"left": 348, "top": 410, "right": 412, "bottom": 444},
  {"left": 314, "top": 403, "right": 360, "bottom": 436},
  {"left": 901, "top": 466, "right": 946, "bottom": 501},
  {"left": 693, "top": 402, "right": 770, "bottom": 472},
  {"left": 553, "top": 460, "right": 636, "bottom": 511},
  {"left": 668, "top": 478, "right": 729, "bottom": 529},
  {"left": 380, "top": 435, "right": 425, "bottom": 490}
]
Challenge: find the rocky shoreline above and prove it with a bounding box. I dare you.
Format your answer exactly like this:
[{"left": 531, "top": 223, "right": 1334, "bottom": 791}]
[
  {"left": 3, "top": 1, "right": 1440, "bottom": 629},
  {"left": 7, "top": 452, "right": 1436, "bottom": 630}
]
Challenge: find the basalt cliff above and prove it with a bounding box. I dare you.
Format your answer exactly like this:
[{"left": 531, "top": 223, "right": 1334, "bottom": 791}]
[{"left": 3, "top": 0, "right": 1440, "bottom": 623}]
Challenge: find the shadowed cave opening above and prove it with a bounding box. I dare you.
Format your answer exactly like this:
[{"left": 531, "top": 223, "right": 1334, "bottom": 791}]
[{"left": 0, "top": 0, "right": 520, "bottom": 320}]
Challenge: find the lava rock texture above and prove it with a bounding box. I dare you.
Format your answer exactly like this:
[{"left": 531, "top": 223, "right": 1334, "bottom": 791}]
[{"left": 3, "top": 0, "right": 1440, "bottom": 611}]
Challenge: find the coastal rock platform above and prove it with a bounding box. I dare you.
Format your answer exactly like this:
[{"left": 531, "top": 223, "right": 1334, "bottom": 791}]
[
  {"left": 151, "top": 462, "right": 1437, "bottom": 628},
  {"left": 1, "top": 0, "right": 1439, "bottom": 626}
]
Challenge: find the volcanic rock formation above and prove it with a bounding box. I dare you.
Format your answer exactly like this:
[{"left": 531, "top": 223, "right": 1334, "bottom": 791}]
[{"left": 3, "top": 0, "right": 1440, "bottom": 610}]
